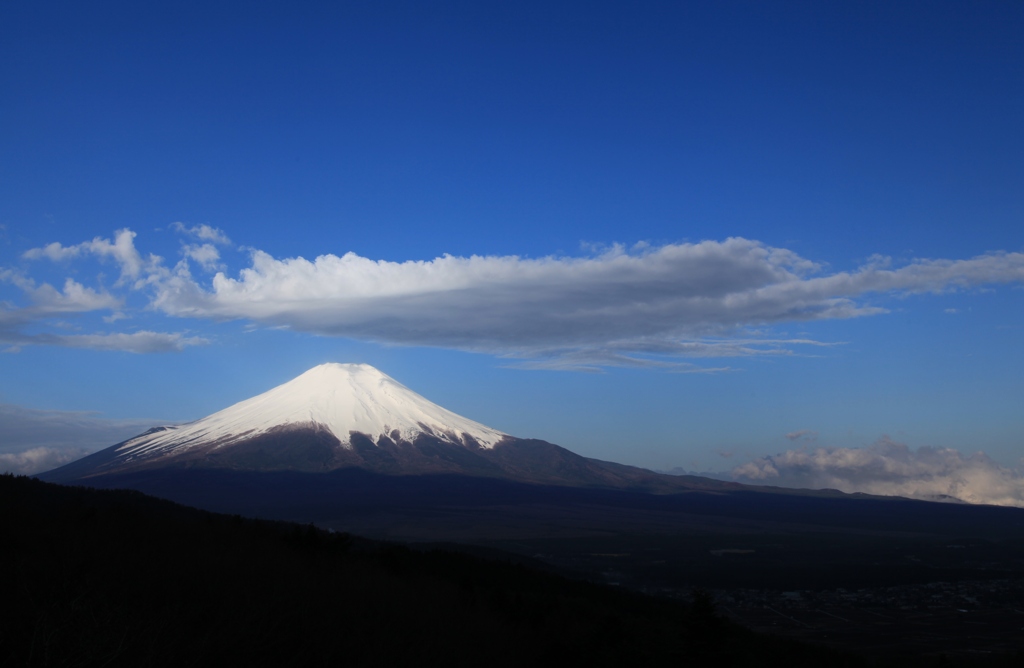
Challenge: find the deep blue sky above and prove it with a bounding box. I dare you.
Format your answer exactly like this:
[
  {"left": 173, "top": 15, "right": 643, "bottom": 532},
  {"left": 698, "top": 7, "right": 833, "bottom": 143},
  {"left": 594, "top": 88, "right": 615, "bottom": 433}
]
[{"left": 1, "top": 1, "right": 1022, "bottom": 479}]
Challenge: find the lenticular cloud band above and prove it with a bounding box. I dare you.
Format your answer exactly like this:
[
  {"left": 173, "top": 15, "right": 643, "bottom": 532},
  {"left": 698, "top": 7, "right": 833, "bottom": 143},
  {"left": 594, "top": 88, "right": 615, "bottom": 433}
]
[{"left": 152, "top": 239, "right": 1024, "bottom": 355}]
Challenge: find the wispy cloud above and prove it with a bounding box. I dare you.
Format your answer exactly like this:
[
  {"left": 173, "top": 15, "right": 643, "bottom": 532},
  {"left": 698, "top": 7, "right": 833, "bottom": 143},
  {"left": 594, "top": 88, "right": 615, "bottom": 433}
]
[
  {"left": 0, "top": 273, "right": 121, "bottom": 313},
  {"left": 170, "top": 222, "right": 231, "bottom": 246},
  {"left": 42, "top": 331, "right": 207, "bottom": 353},
  {"left": 182, "top": 244, "right": 223, "bottom": 272},
  {"left": 22, "top": 228, "right": 160, "bottom": 285},
  {"left": 497, "top": 338, "right": 821, "bottom": 372},
  {"left": 733, "top": 437, "right": 1024, "bottom": 507},
  {"left": 2, "top": 232, "right": 203, "bottom": 353},
  {"left": 0, "top": 325, "right": 207, "bottom": 354},
  {"left": 7, "top": 228, "right": 1024, "bottom": 366},
  {"left": 168, "top": 223, "right": 232, "bottom": 273}
]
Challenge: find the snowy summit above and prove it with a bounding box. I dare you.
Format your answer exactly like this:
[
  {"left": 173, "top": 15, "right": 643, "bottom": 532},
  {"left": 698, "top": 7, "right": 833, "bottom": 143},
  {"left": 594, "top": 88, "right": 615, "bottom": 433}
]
[{"left": 116, "top": 363, "right": 508, "bottom": 462}]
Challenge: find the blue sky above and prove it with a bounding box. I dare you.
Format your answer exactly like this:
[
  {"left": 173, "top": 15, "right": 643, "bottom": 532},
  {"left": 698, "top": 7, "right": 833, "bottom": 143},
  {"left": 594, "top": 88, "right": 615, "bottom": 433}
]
[{"left": 1, "top": 2, "right": 1023, "bottom": 498}]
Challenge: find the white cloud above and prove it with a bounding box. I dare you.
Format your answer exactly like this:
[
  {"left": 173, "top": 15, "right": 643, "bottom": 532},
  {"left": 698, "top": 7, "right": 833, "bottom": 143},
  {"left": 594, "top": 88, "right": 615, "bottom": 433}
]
[
  {"left": 732, "top": 437, "right": 1024, "bottom": 507},
  {"left": 171, "top": 222, "right": 231, "bottom": 246},
  {"left": 785, "top": 429, "right": 818, "bottom": 442}
]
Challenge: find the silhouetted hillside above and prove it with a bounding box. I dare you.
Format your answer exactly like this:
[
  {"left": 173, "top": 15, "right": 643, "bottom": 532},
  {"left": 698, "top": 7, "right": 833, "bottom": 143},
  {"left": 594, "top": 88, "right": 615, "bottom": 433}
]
[{"left": 1, "top": 474, "right": 862, "bottom": 667}]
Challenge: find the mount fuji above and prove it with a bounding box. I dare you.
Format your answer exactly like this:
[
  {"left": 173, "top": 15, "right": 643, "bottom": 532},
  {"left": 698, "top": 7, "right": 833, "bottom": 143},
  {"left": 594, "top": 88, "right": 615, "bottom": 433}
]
[
  {"left": 37, "top": 364, "right": 1024, "bottom": 577},
  {"left": 41, "top": 363, "right": 712, "bottom": 492}
]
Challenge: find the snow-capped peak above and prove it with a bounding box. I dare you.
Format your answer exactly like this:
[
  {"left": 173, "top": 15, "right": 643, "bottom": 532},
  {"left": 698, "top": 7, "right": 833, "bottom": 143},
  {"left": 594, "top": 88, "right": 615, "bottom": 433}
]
[{"left": 117, "top": 363, "right": 507, "bottom": 459}]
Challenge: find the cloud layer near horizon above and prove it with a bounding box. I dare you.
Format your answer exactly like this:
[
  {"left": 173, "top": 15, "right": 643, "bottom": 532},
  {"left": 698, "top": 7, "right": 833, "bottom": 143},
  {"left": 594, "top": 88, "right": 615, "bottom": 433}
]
[
  {"left": 5, "top": 228, "right": 1024, "bottom": 366},
  {"left": 733, "top": 438, "right": 1024, "bottom": 507},
  {"left": 0, "top": 404, "right": 163, "bottom": 474}
]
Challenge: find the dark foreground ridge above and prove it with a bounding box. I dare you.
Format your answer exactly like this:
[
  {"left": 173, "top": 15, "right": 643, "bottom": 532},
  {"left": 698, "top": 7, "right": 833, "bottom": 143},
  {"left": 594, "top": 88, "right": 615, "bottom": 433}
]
[
  {"left": 37, "top": 467, "right": 1024, "bottom": 664},
  {"left": 2, "top": 474, "right": 858, "bottom": 668}
]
